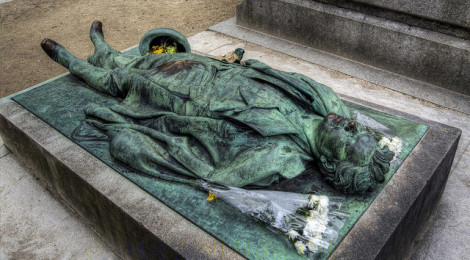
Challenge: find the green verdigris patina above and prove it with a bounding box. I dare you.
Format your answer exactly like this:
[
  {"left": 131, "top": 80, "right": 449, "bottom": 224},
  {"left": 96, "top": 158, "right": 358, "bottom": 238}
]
[
  {"left": 40, "top": 21, "right": 394, "bottom": 195},
  {"left": 10, "top": 21, "right": 430, "bottom": 259}
]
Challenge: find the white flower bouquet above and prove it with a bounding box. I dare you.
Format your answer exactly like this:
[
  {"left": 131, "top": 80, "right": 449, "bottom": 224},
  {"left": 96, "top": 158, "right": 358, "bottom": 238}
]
[
  {"left": 379, "top": 136, "right": 403, "bottom": 155},
  {"left": 198, "top": 180, "right": 350, "bottom": 256}
]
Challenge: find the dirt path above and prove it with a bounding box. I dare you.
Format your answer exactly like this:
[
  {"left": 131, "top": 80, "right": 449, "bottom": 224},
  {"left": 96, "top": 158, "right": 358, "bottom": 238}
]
[{"left": 0, "top": 0, "right": 242, "bottom": 97}]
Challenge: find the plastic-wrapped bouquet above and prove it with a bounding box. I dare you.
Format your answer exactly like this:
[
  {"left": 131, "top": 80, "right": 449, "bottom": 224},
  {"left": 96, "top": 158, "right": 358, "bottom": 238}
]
[
  {"left": 198, "top": 180, "right": 349, "bottom": 256},
  {"left": 379, "top": 136, "right": 403, "bottom": 155},
  {"left": 352, "top": 110, "right": 403, "bottom": 157}
]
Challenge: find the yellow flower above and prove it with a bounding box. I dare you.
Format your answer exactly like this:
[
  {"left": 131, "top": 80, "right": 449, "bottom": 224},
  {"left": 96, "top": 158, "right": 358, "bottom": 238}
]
[
  {"left": 149, "top": 42, "right": 178, "bottom": 54},
  {"left": 206, "top": 191, "right": 217, "bottom": 201},
  {"left": 150, "top": 46, "right": 164, "bottom": 54}
]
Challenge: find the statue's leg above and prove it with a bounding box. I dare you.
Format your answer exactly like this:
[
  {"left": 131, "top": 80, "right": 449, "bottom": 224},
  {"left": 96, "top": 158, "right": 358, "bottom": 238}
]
[
  {"left": 41, "top": 38, "right": 127, "bottom": 97},
  {"left": 40, "top": 38, "right": 75, "bottom": 69},
  {"left": 87, "top": 20, "right": 140, "bottom": 69}
]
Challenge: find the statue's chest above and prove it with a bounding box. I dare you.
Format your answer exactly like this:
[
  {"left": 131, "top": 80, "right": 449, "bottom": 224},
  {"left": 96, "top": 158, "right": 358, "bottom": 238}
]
[{"left": 148, "top": 61, "right": 216, "bottom": 95}]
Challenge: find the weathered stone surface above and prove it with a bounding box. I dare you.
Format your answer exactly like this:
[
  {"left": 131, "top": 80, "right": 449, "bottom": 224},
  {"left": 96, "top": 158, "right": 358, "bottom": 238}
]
[
  {"left": 0, "top": 136, "right": 8, "bottom": 158},
  {"left": 314, "top": 0, "right": 470, "bottom": 39},
  {"left": 0, "top": 152, "right": 118, "bottom": 259},
  {"left": 236, "top": 0, "right": 470, "bottom": 96},
  {"left": 352, "top": 0, "right": 470, "bottom": 29}
]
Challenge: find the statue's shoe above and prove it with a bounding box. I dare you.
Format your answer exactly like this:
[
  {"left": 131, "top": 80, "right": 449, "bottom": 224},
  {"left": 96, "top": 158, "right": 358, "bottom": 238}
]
[
  {"left": 41, "top": 38, "right": 60, "bottom": 61},
  {"left": 90, "top": 20, "right": 105, "bottom": 44},
  {"left": 40, "top": 38, "right": 75, "bottom": 68}
]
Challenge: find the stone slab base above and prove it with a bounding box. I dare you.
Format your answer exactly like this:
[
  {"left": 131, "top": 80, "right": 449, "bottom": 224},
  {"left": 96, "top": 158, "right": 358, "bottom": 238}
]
[
  {"left": 0, "top": 90, "right": 460, "bottom": 259},
  {"left": 236, "top": 0, "right": 470, "bottom": 96}
]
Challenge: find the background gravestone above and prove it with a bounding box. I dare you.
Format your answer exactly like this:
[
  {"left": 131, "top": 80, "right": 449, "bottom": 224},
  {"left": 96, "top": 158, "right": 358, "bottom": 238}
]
[{"left": 236, "top": 0, "right": 470, "bottom": 97}]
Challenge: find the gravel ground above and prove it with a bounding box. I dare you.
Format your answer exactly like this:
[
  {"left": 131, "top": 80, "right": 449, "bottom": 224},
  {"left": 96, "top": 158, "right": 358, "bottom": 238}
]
[{"left": 0, "top": 0, "right": 242, "bottom": 98}]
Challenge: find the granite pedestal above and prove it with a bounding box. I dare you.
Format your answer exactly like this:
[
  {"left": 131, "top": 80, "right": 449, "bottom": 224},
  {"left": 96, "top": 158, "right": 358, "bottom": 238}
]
[{"left": 236, "top": 0, "right": 470, "bottom": 97}]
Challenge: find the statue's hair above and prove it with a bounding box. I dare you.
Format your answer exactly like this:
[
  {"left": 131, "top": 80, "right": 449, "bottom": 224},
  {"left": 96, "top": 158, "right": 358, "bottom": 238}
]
[{"left": 319, "top": 146, "right": 395, "bottom": 194}]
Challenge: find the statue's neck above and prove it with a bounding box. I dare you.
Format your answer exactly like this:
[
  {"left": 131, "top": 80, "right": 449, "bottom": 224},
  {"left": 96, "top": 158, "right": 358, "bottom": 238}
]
[{"left": 307, "top": 118, "right": 324, "bottom": 159}]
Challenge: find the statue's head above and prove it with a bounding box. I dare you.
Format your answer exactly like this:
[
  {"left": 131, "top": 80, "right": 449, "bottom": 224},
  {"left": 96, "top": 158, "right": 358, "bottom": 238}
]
[{"left": 316, "top": 113, "right": 395, "bottom": 194}]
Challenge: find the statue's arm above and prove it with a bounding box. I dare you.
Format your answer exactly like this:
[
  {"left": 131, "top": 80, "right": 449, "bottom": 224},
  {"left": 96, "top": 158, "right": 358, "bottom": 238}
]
[{"left": 243, "top": 59, "right": 351, "bottom": 118}]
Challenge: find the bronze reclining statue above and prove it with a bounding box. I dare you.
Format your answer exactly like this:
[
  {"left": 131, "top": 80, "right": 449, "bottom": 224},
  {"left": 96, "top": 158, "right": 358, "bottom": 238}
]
[{"left": 41, "top": 21, "right": 394, "bottom": 194}]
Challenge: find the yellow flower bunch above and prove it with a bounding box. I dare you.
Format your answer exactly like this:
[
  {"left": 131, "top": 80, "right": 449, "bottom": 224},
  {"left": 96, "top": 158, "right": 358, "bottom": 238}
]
[
  {"left": 150, "top": 46, "right": 164, "bottom": 53},
  {"left": 149, "top": 42, "right": 178, "bottom": 54}
]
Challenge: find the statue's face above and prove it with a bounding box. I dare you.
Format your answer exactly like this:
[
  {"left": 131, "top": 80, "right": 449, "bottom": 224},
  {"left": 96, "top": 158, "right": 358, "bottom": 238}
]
[{"left": 317, "top": 113, "right": 377, "bottom": 166}]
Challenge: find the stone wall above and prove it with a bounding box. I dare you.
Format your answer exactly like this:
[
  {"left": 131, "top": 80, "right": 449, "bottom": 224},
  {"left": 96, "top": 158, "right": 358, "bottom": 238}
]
[{"left": 237, "top": 0, "right": 470, "bottom": 96}]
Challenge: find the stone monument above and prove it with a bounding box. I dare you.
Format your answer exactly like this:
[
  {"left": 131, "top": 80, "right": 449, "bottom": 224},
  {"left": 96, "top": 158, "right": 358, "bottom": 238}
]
[
  {"left": 0, "top": 19, "right": 461, "bottom": 259},
  {"left": 234, "top": 0, "right": 470, "bottom": 113}
]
